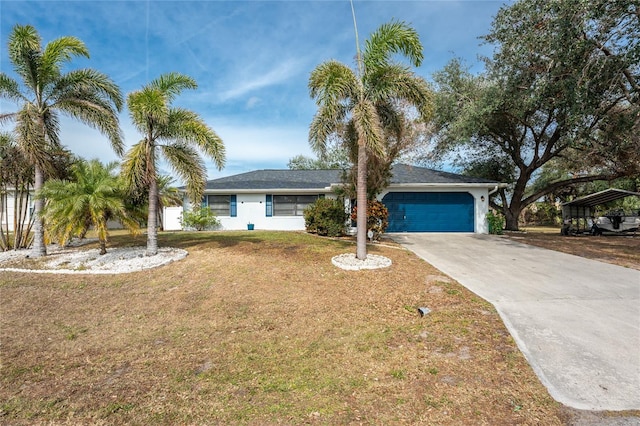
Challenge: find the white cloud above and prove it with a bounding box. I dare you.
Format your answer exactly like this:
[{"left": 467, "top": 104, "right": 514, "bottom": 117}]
[
  {"left": 217, "top": 57, "right": 308, "bottom": 102},
  {"left": 57, "top": 117, "right": 314, "bottom": 180},
  {"left": 245, "top": 97, "right": 261, "bottom": 109}
]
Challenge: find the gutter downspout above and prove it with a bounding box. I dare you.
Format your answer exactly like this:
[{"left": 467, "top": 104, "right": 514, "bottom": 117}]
[{"left": 483, "top": 185, "right": 500, "bottom": 234}]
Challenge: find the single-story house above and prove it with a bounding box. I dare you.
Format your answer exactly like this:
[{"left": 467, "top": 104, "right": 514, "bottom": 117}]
[{"left": 176, "top": 164, "right": 502, "bottom": 234}]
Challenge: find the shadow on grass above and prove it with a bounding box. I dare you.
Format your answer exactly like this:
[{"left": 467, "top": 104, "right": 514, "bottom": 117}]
[{"left": 107, "top": 230, "right": 354, "bottom": 252}]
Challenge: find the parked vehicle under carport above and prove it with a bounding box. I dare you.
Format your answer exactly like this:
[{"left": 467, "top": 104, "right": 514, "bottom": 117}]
[{"left": 561, "top": 188, "right": 640, "bottom": 236}]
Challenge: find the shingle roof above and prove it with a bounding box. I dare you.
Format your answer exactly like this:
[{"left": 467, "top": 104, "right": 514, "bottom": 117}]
[
  {"left": 389, "top": 164, "right": 498, "bottom": 185},
  {"left": 204, "top": 169, "right": 343, "bottom": 190},
  {"left": 201, "top": 163, "right": 499, "bottom": 191}
]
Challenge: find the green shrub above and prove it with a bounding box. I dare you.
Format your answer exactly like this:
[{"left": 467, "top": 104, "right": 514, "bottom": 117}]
[
  {"left": 180, "top": 206, "right": 220, "bottom": 231},
  {"left": 487, "top": 211, "right": 504, "bottom": 235},
  {"left": 304, "top": 198, "right": 347, "bottom": 237},
  {"left": 351, "top": 200, "right": 389, "bottom": 241}
]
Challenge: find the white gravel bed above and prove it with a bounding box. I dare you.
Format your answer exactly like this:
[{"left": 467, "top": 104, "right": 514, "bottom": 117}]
[
  {"left": 0, "top": 242, "right": 187, "bottom": 274},
  {"left": 331, "top": 253, "right": 392, "bottom": 270}
]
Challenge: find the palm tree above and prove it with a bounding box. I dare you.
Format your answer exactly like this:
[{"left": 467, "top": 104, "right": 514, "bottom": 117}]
[
  {"left": 309, "top": 21, "right": 432, "bottom": 259},
  {"left": 124, "top": 174, "right": 184, "bottom": 231},
  {"left": 39, "top": 159, "right": 139, "bottom": 255},
  {"left": 0, "top": 24, "right": 123, "bottom": 257},
  {"left": 122, "top": 72, "right": 225, "bottom": 256}
]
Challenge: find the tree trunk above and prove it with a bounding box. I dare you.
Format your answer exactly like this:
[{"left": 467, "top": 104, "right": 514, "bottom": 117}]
[
  {"left": 0, "top": 189, "right": 7, "bottom": 251},
  {"left": 504, "top": 209, "right": 520, "bottom": 231},
  {"left": 99, "top": 239, "right": 107, "bottom": 255},
  {"left": 146, "top": 176, "right": 159, "bottom": 256},
  {"left": 30, "top": 165, "right": 47, "bottom": 258},
  {"left": 503, "top": 194, "right": 525, "bottom": 231},
  {"left": 356, "top": 143, "right": 367, "bottom": 260}
]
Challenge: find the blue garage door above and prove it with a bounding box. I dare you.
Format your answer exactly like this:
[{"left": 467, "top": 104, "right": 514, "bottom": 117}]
[{"left": 383, "top": 192, "right": 474, "bottom": 232}]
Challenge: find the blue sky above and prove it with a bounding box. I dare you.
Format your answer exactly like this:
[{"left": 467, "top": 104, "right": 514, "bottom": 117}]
[{"left": 1, "top": 0, "right": 509, "bottom": 179}]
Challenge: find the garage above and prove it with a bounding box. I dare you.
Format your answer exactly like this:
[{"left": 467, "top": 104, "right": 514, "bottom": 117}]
[{"left": 383, "top": 192, "right": 475, "bottom": 232}]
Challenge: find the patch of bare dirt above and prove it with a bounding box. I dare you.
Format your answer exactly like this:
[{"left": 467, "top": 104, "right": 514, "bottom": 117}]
[{"left": 504, "top": 230, "right": 640, "bottom": 270}]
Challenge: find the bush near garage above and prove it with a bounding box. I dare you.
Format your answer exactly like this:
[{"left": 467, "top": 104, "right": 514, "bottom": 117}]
[
  {"left": 304, "top": 198, "right": 348, "bottom": 237},
  {"left": 351, "top": 200, "right": 389, "bottom": 241},
  {"left": 487, "top": 210, "right": 505, "bottom": 235}
]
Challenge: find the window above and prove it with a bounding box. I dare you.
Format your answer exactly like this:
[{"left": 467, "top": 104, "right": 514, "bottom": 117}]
[
  {"left": 206, "top": 195, "right": 236, "bottom": 217},
  {"left": 272, "top": 195, "right": 318, "bottom": 216}
]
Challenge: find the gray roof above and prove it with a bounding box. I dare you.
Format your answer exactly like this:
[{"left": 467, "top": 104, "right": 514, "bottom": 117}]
[
  {"left": 389, "top": 164, "right": 498, "bottom": 185},
  {"left": 205, "top": 169, "right": 343, "bottom": 190},
  {"left": 202, "top": 163, "right": 498, "bottom": 191}
]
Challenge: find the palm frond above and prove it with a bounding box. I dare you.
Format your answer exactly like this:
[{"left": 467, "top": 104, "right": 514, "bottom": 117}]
[
  {"left": 15, "top": 108, "right": 48, "bottom": 166},
  {"left": 0, "top": 112, "right": 18, "bottom": 126},
  {"left": 42, "top": 109, "right": 61, "bottom": 148},
  {"left": 363, "top": 20, "right": 424, "bottom": 70},
  {"left": 53, "top": 68, "right": 124, "bottom": 111},
  {"left": 309, "top": 105, "right": 347, "bottom": 156},
  {"left": 352, "top": 99, "right": 384, "bottom": 156},
  {"left": 121, "top": 140, "right": 153, "bottom": 193},
  {"left": 160, "top": 108, "right": 225, "bottom": 170},
  {"left": 127, "top": 88, "right": 170, "bottom": 132},
  {"left": 157, "top": 174, "right": 183, "bottom": 207},
  {"left": 40, "top": 36, "right": 89, "bottom": 85},
  {"left": 57, "top": 93, "right": 124, "bottom": 156},
  {"left": 375, "top": 101, "right": 405, "bottom": 141},
  {"left": 309, "top": 60, "right": 358, "bottom": 155},
  {"left": 149, "top": 72, "right": 197, "bottom": 102},
  {"left": 309, "top": 60, "right": 359, "bottom": 105},
  {"left": 7, "top": 25, "right": 42, "bottom": 89},
  {"left": 160, "top": 142, "right": 207, "bottom": 203},
  {"left": 0, "top": 73, "right": 24, "bottom": 103}
]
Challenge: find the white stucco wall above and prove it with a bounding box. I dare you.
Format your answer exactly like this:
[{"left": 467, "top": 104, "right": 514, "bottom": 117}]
[
  {"left": 219, "top": 193, "right": 305, "bottom": 231},
  {"left": 184, "top": 193, "right": 339, "bottom": 231}
]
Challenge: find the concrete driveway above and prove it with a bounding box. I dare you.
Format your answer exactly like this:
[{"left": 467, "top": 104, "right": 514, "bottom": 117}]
[{"left": 390, "top": 233, "right": 640, "bottom": 411}]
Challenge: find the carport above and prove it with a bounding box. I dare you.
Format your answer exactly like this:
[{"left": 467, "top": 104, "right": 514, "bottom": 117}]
[{"left": 561, "top": 188, "right": 640, "bottom": 234}]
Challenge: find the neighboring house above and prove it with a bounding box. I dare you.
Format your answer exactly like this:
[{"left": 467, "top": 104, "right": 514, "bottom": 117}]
[
  {"left": 179, "top": 164, "right": 502, "bottom": 234},
  {"left": 0, "top": 188, "right": 34, "bottom": 232}
]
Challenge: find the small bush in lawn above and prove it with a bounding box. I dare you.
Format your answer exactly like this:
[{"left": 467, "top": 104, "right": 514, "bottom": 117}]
[
  {"left": 351, "top": 200, "right": 389, "bottom": 241},
  {"left": 180, "top": 206, "right": 220, "bottom": 231},
  {"left": 304, "top": 198, "right": 347, "bottom": 237}
]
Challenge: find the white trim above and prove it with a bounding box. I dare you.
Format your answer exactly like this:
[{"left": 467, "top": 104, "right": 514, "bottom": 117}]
[
  {"left": 203, "top": 187, "right": 334, "bottom": 194},
  {"left": 385, "top": 182, "right": 504, "bottom": 189}
]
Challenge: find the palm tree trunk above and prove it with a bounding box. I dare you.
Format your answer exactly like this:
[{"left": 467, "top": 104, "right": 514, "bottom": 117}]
[
  {"left": 30, "top": 164, "right": 47, "bottom": 258},
  {"left": 146, "top": 176, "right": 159, "bottom": 256},
  {"left": 356, "top": 143, "right": 367, "bottom": 260}
]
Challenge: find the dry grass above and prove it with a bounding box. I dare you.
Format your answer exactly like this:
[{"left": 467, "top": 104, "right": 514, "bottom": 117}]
[
  {"left": 0, "top": 231, "right": 623, "bottom": 425},
  {"left": 505, "top": 227, "right": 640, "bottom": 270}
]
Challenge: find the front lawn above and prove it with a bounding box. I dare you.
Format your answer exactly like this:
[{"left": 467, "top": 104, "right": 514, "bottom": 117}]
[{"left": 0, "top": 231, "right": 576, "bottom": 424}]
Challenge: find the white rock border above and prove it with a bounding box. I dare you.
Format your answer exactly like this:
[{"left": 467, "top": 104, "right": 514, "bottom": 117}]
[
  {"left": 331, "top": 253, "right": 392, "bottom": 271},
  {"left": 0, "top": 246, "right": 188, "bottom": 275}
]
